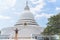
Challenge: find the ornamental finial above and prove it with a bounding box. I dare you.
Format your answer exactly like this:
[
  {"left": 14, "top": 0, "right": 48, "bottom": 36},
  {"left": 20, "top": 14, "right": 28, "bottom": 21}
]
[
  {"left": 24, "top": 1, "right": 30, "bottom": 10},
  {"left": 26, "top": 1, "right": 28, "bottom": 6}
]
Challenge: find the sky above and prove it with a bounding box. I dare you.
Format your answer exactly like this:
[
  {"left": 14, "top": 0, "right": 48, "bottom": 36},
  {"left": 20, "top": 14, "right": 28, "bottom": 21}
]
[{"left": 0, "top": 0, "right": 60, "bottom": 30}]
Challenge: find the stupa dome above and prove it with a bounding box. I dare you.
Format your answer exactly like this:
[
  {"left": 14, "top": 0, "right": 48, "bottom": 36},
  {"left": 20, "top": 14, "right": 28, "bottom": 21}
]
[
  {"left": 0, "top": 1, "right": 44, "bottom": 40},
  {"left": 19, "top": 1, "right": 34, "bottom": 19},
  {"left": 20, "top": 11, "right": 34, "bottom": 19}
]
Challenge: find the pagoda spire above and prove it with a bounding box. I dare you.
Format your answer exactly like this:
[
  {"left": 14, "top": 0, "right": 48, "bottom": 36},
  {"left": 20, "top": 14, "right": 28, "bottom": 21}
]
[
  {"left": 26, "top": 1, "right": 28, "bottom": 6},
  {"left": 24, "top": 1, "right": 30, "bottom": 10}
]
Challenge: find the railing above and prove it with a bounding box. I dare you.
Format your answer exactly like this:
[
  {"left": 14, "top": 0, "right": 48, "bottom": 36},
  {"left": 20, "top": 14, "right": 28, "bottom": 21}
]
[
  {"left": 0, "top": 35, "right": 60, "bottom": 40},
  {"left": 32, "top": 34, "right": 60, "bottom": 40}
]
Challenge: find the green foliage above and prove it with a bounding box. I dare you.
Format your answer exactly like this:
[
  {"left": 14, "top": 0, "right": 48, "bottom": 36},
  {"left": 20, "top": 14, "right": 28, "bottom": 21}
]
[{"left": 43, "top": 13, "right": 60, "bottom": 35}]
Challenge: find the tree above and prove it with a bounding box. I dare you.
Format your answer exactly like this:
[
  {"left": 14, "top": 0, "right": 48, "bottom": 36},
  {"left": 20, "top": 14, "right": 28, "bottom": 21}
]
[{"left": 42, "top": 13, "right": 60, "bottom": 35}]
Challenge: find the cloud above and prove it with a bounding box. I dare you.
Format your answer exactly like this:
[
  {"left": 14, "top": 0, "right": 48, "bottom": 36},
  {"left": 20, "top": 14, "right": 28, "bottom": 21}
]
[
  {"left": 11, "top": 8, "right": 16, "bottom": 11},
  {"left": 13, "top": 12, "right": 20, "bottom": 15},
  {"left": 0, "top": 0, "right": 16, "bottom": 11},
  {"left": 30, "top": 0, "right": 55, "bottom": 20},
  {"left": 30, "top": 0, "right": 46, "bottom": 13},
  {"left": 48, "top": 0, "right": 56, "bottom": 2},
  {"left": 56, "top": 7, "right": 60, "bottom": 11},
  {"left": 35, "top": 13, "right": 54, "bottom": 19},
  {"left": 0, "top": 15, "right": 11, "bottom": 20}
]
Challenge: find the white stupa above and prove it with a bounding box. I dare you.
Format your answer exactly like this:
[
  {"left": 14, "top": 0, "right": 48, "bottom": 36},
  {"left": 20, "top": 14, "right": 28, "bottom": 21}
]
[{"left": 0, "top": 1, "right": 44, "bottom": 40}]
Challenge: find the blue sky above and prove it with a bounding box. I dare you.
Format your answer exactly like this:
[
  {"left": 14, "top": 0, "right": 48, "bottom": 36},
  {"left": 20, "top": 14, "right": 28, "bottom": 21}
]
[{"left": 0, "top": 0, "right": 60, "bottom": 30}]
